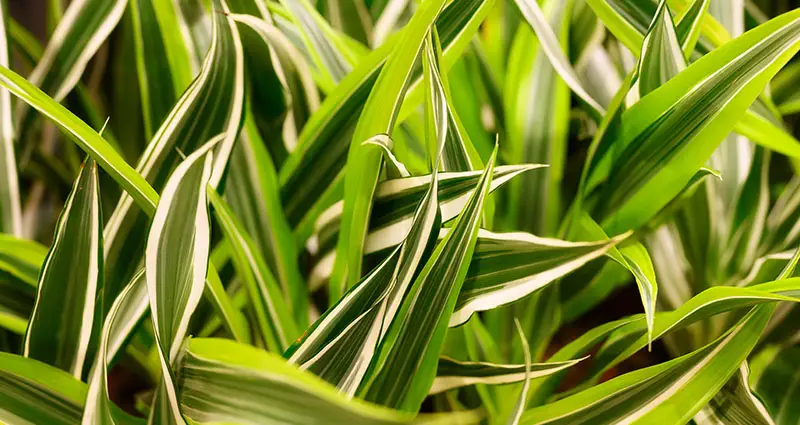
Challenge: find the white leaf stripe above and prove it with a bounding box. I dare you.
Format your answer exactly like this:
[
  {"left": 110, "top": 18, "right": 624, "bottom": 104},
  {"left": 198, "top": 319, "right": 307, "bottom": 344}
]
[{"left": 290, "top": 163, "right": 439, "bottom": 394}]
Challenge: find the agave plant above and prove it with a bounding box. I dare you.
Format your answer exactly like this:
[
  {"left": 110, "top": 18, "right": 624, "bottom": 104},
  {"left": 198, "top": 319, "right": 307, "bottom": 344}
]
[{"left": 2, "top": 0, "right": 800, "bottom": 423}]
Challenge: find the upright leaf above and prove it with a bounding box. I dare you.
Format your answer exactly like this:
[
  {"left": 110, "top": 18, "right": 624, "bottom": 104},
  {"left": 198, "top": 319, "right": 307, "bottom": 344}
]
[
  {"left": 288, "top": 150, "right": 440, "bottom": 395},
  {"left": 82, "top": 270, "right": 149, "bottom": 425},
  {"left": 505, "top": 0, "right": 571, "bottom": 235},
  {"left": 590, "top": 9, "right": 800, "bottom": 235},
  {"left": 330, "top": 0, "right": 449, "bottom": 299},
  {"left": 104, "top": 0, "right": 244, "bottom": 305},
  {"left": 24, "top": 0, "right": 127, "bottom": 102},
  {"left": 363, "top": 148, "right": 497, "bottom": 411},
  {"left": 145, "top": 142, "right": 214, "bottom": 425},
  {"left": 512, "top": 0, "right": 605, "bottom": 119},
  {"left": 24, "top": 158, "right": 102, "bottom": 379},
  {"left": 209, "top": 189, "right": 298, "bottom": 352},
  {"left": 129, "top": 0, "right": 196, "bottom": 139},
  {"left": 0, "top": 0, "right": 20, "bottom": 237}
]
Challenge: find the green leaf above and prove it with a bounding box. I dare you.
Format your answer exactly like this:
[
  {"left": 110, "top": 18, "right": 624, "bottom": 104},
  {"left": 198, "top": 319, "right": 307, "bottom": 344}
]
[
  {"left": 208, "top": 188, "right": 299, "bottom": 353},
  {"left": 0, "top": 352, "right": 142, "bottom": 425},
  {"left": 590, "top": 9, "right": 800, "bottom": 235},
  {"left": 310, "top": 164, "right": 544, "bottom": 289},
  {"left": 578, "top": 279, "right": 800, "bottom": 384},
  {"left": 520, "top": 305, "right": 772, "bottom": 425},
  {"left": 277, "top": 0, "right": 354, "bottom": 89},
  {"left": 573, "top": 213, "right": 658, "bottom": 344},
  {"left": 25, "top": 0, "right": 127, "bottom": 103},
  {"left": 504, "top": 0, "right": 571, "bottom": 235},
  {"left": 422, "top": 28, "right": 482, "bottom": 173},
  {"left": 754, "top": 345, "right": 800, "bottom": 424},
  {"left": 633, "top": 0, "right": 686, "bottom": 99},
  {"left": 289, "top": 147, "right": 441, "bottom": 395},
  {"left": 505, "top": 319, "right": 531, "bottom": 425},
  {"left": 585, "top": 0, "right": 800, "bottom": 165},
  {"left": 278, "top": 0, "right": 493, "bottom": 241},
  {"left": 330, "top": 0, "right": 450, "bottom": 299},
  {"left": 24, "top": 158, "right": 102, "bottom": 379},
  {"left": 430, "top": 355, "right": 584, "bottom": 395},
  {"left": 231, "top": 12, "right": 320, "bottom": 162},
  {"left": 0, "top": 234, "right": 46, "bottom": 287},
  {"left": 450, "top": 229, "right": 623, "bottom": 326},
  {"left": 146, "top": 141, "right": 215, "bottom": 425},
  {"left": 0, "top": 64, "right": 159, "bottom": 216},
  {"left": 103, "top": 0, "right": 244, "bottom": 304},
  {"left": 693, "top": 363, "right": 775, "bottom": 425},
  {"left": 512, "top": 0, "right": 605, "bottom": 119},
  {"left": 225, "top": 17, "right": 314, "bottom": 327},
  {"left": 129, "top": 0, "right": 196, "bottom": 139},
  {"left": 0, "top": 0, "right": 20, "bottom": 237},
  {"left": 82, "top": 269, "right": 149, "bottom": 425},
  {"left": 676, "top": 0, "right": 710, "bottom": 56},
  {"left": 0, "top": 235, "right": 44, "bottom": 334},
  {"left": 179, "top": 338, "right": 414, "bottom": 425},
  {"left": 362, "top": 147, "right": 497, "bottom": 411}
]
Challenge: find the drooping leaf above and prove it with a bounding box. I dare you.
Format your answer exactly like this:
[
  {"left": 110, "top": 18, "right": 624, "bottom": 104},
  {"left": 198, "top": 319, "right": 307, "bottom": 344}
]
[
  {"left": 450, "top": 229, "right": 623, "bottom": 326},
  {"left": 521, "top": 305, "right": 772, "bottom": 425},
  {"left": 179, "top": 338, "right": 414, "bottom": 425},
  {"left": 430, "top": 355, "right": 584, "bottom": 395}
]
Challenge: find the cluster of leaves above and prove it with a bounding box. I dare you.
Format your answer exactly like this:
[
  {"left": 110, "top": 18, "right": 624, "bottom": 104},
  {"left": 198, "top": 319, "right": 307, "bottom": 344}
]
[{"left": 1, "top": 0, "right": 800, "bottom": 423}]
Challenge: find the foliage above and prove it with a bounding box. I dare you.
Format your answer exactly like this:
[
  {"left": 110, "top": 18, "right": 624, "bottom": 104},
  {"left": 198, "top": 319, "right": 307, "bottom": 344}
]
[{"left": 1, "top": 0, "right": 800, "bottom": 423}]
